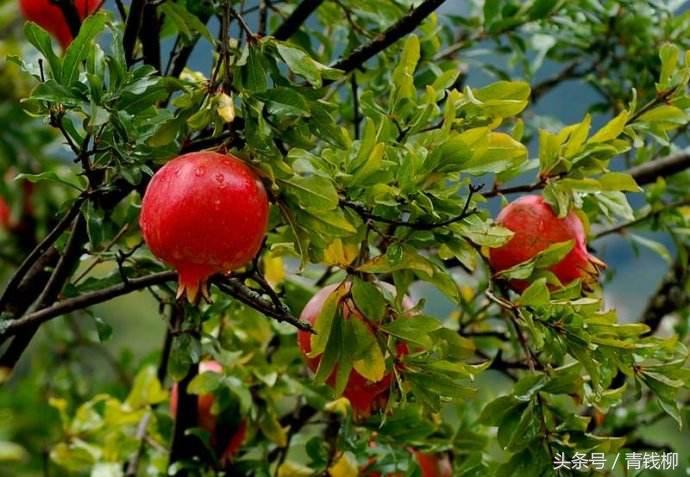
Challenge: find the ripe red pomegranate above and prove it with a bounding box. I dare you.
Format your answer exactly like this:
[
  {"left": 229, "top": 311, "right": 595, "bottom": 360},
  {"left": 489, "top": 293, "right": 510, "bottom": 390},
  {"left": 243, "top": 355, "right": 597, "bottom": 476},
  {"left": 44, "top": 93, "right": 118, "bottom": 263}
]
[
  {"left": 414, "top": 452, "right": 452, "bottom": 477},
  {"left": 140, "top": 152, "right": 269, "bottom": 302},
  {"left": 20, "top": 0, "right": 101, "bottom": 49},
  {"left": 297, "top": 283, "right": 413, "bottom": 417},
  {"left": 489, "top": 195, "right": 605, "bottom": 292},
  {"left": 0, "top": 198, "right": 10, "bottom": 229},
  {"left": 170, "top": 361, "right": 247, "bottom": 461}
]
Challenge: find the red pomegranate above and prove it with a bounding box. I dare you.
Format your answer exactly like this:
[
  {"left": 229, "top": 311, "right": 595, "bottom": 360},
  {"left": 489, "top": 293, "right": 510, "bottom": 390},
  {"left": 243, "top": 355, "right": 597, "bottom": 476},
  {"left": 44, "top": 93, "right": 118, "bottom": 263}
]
[
  {"left": 20, "top": 0, "right": 101, "bottom": 49},
  {"left": 0, "top": 198, "right": 10, "bottom": 229},
  {"left": 489, "top": 195, "right": 605, "bottom": 292},
  {"left": 140, "top": 152, "right": 269, "bottom": 302},
  {"left": 297, "top": 283, "right": 413, "bottom": 416},
  {"left": 414, "top": 452, "right": 452, "bottom": 477},
  {"left": 170, "top": 361, "right": 247, "bottom": 461}
]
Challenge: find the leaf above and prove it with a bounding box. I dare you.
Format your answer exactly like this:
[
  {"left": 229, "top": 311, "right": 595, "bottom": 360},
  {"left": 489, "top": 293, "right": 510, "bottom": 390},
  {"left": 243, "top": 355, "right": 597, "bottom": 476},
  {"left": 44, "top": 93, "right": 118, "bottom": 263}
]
[
  {"left": 92, "top": 317, "right": 112, "bottom": 342},
  {"left": 589, "top": 110, "right": 629, "bottom": 142},
  {"left": 276, "top": 43, "right": 342, "bottom": 88},
  {"left": 188, "top": 371, "right": 222, "bottom": 395},
  {"left": 658, "top": 42, "right": 679, "bottom": 91},
  {"left": 126, "top": 367, "right": 167, "bottom": 408},
  {"left": 473, "top": 81, "right": 531, "bottom": 117},
  {"left": 350, "top": 319, "right": 386, "bottom": 382},
  {"left": 328, "top": 452, "right": 359, "bottom": 477},
  {"left": 309, "top": 285, "right": 347, "bottom": 358},
  {"left": 598, "top": 172, "right": 641, "bottom": 192},
  {"left": 351, "top": 278, "right": 386, "bottom": 322},
  {"left": 259, "top": 412, "right": 288, "bottom": 447},
  {"left": 63, "top": 13, "right": 107, "bottom": 85},
  {"left": 283, "top": 175, "right": 339, "bottom": 212},
  {"left": 381, "top": 316, "right": 442, "bottom": 348},
  {"left": 630, "top": 234, "right": 672, "bottom": 263},
  {"left": 518, "top": 278, "right": 550, "bottom": 307},
  {"left": 15, "top": 171, "right": 85, "bottom": 192},
  {"left": 24, "top": 22, "right": 62, "bottom": 79}
]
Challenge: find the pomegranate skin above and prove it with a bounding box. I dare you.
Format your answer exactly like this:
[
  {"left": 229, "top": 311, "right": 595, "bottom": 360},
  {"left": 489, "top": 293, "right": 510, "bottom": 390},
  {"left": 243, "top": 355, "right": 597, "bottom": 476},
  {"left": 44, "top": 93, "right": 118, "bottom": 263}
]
[
  {"left": 140, "top": 152, "right": 269, "bottom": 301},
  {"left": 20, "top": 0, "right": 101, "bottom": 49},
  {"left": 489, "top": 195, "right": 605, "bottom": 292},
  {"left": 0, "top": 198, "right": 10, "bottom": 229},
  {"left": 170, "top": 361, "right": 247, "bottom": 461},
  {"left": 297, "top": 283, "right": 413, "bottom": 416},
  {"left": 415, "top": 452, "right": 452, "bottom": 477}
]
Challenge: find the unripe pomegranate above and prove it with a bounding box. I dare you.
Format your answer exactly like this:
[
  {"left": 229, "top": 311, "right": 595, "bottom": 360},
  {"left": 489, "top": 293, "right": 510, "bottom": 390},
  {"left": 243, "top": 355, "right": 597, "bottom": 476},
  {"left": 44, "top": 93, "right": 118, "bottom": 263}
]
[
  {"left": 140, "top": 152, "right": 269, "bottom": 302},
  {"left": 297, "top": 283, "right": 413, "bottom": 416},
  {"left": 170, "top": 361, "right": 247, "bottom": 461},
  {"left": 488, "top": 195, "right": 605, "bottom": 292},
  {"left": 20, "top": 0, "right": 101, "bottom": 49},
  {"left": 0, "top": 198, "right": 10, "bottom": 229}
]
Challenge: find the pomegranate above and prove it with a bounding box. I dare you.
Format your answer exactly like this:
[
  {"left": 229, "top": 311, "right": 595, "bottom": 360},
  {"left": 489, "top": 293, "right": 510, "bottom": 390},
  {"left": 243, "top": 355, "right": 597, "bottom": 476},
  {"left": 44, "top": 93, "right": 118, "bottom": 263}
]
[
  {"left": 414, "top": 451, "right": 452, "bottom": 477},
  {"left": 170, "top": 361, "right": 247, "bottom": 461},
  {"left": 488, "top": 195, "right": 605, "bottom": 292},
  {"left": 297, "top": 283, "right": 413, "bottom": 417},
  {"left": 20, "top": 0, "right": 101, "bottom": 49},
  {"left": 0, "top": 198, "right": 10, "bottom": 229},
  {"left": 140, "top": 152, "right": 269, "bottom": 302}
]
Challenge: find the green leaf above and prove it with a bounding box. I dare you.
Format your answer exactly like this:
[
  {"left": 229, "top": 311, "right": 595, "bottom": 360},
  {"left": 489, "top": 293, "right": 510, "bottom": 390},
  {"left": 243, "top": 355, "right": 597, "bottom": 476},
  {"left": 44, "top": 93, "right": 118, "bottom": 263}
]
[
  {"left": 126, "top": 366, "right": 167, "bottom": 408},
  {"left": 309, "top": 285, "right": 347, "bottom": 358},
  {"left": 283, "top": 175, "right": 339, "bottom": 212},
  {"left": 351, "top": 279, "right": 386, "bottom": 323},
  {"left": 590, "top": 110, "right": 629, "bottom": 142},
  {"left": 598, "top": 172, "right": 641, "bottom": 192},
  {"left": 350, "top": 319, "right": 386, "bottom": 382},
  {"left": 63, "top": 13, "right": 107, "bottom": 85},
  {"left": 276, "top": 43, "right": 342, "bottom": 88},
  {"left": 381, "top": 316, "right": 442, "bottom": 348},
  {"left": 518, "top": 278, "right": 550, "bottom": 307},
  {"left": 630, "top": 234, "right": 672, "bottom": 263},
  {"left": 24, "top": 22, "right": 62, "bottom": 79},
  {"left": 473, "top": 81, "right": 531, "bottom": 117},
  {"left": 188, "top": 371, "right": 222, "bottom": 395},
  {"left": 658, "top": 42, "right": 680, "bottom": 91},
  {"left": 92, "top": 317, "right": 112, "bottom": 343}
]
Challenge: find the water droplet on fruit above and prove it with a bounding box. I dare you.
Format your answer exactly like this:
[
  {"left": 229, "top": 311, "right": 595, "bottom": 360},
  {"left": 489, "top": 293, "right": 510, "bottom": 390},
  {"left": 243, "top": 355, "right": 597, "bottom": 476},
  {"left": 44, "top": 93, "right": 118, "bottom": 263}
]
[
  {"left": 174, "top": 168, "right": 182, "bottom": 177},
  {"left": 215, "top": 173, "right": 225, "bottom": 184},
  {"left": 195, "top": 167, "right": 206, "bottom": 177}
]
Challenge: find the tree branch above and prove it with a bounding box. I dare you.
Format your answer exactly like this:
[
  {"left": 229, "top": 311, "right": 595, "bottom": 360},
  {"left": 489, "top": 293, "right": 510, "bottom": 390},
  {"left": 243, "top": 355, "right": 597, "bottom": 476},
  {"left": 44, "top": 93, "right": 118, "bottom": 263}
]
[
  {"left": 123, "top": 0, "right": 146, "bottom": 66},
  {"left": 0, "top": 196, "right": 86, "bottom": 311},
  {"left": 593, "top": 197, "right": 690, "bottom": 239},
  {"left": 330, "top": 0, "right": 447, "bottom": 74},
  {"left": 54, "top": 0, "right": 82, "bottom": 39},
  {"left": 213, "top": 277, "right": 313, "bottom": 332},
  {"left": 273, "top": 0, "right": 324, "bottom": 41},
  {"left": 627, "top": 149, "right": 690, "bottom": 186},
  {"left": 0, "top": 271, "right": 177, "bottom": 338}
]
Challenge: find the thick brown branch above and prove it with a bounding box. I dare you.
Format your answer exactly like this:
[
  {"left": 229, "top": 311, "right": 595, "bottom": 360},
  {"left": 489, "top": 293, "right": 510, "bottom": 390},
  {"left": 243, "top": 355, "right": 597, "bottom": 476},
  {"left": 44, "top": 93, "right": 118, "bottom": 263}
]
[
  {"left": 0, "top": 196, "right": 86, "bottom": 310},
  {"left": 628, "top": 149, "right": 690, "bottom": 186},
  {"left": 0, "top": 271, "right": 177, "bottom": 337},
  {"left": 331, "top": 0, "right": 447, "bottom": 73},
  {"left": 273, "top": 0, "right": 324, "bottom": 40},
  {"left": 54, "top": 0, "right": 82, "bottom": 38},
  {"left": 123, "top": 0, "right": 146, "bottom": 66}
]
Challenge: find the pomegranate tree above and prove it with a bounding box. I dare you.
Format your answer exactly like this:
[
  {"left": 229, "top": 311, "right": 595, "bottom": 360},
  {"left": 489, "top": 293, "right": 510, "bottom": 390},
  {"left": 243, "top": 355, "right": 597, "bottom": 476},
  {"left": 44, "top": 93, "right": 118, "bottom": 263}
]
[
  {"left": 19, "top": 0, "right": 101, "bottom": 49},
  {"left": 170, "top": 361, "right": 247, "bottom": 462},
  {"left": 297, "top": 283, "right": 413, "bottom": 416},
  {"left": 140, "top": 151, "right": 269, "bottom": 302},
  {"left": 489, "top": 195, "right": 605, "bottom": 292}
]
